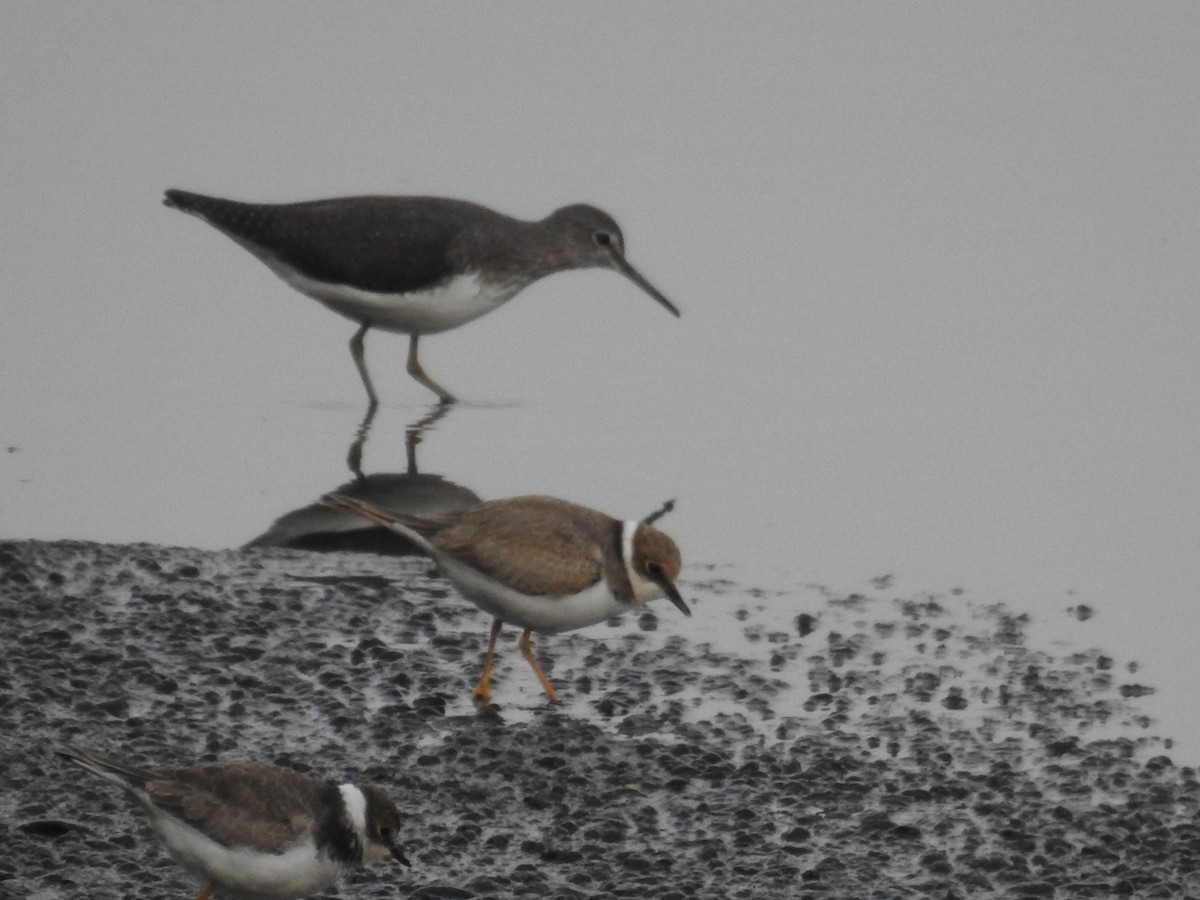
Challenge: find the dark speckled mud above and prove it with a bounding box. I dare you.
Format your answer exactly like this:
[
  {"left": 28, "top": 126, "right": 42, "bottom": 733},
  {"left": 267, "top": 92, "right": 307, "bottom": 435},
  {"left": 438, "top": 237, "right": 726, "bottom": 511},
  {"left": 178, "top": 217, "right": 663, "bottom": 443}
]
[{"left": 2, "top": 540, "right": 1197, "bottom": 899}]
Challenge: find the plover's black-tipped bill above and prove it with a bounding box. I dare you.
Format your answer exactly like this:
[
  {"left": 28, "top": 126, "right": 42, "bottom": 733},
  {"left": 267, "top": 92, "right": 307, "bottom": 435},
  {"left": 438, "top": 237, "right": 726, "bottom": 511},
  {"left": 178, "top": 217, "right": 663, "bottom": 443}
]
[
  {"left": 660, "top": 579, "right": 691, "bottom": 617},
  {"left": 610, "top": 253, "right": 680, "bottom": 318},
  {"left": 391, "top": 844, "right": 412, "bottom": 867}
]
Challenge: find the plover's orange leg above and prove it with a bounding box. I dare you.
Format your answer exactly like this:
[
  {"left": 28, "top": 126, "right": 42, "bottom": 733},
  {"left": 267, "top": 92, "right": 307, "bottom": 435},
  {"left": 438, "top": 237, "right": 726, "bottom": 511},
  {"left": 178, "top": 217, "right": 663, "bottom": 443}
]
[
  {"left": 196, "top": 885, "right": 215, "bottom": 900},
  {"left": 473, "top": 618, "right": 504, "bottom": 702},
  {"left": 517, "top": 628, "right": 559, "bottom": 701}
]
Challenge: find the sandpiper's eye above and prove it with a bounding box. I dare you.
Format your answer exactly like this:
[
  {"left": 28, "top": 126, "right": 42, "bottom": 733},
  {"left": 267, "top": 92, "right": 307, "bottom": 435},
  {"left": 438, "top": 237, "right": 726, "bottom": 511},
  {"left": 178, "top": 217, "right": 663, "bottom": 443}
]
[
  {"left": 594, "top": 231, "right": 613, "bottom": 247},
  {"left": 645, "top": 561, "right": 663, "bottom": 578},
  {"left": 379, "top": 826, "right": 393, "bottom": 842}
]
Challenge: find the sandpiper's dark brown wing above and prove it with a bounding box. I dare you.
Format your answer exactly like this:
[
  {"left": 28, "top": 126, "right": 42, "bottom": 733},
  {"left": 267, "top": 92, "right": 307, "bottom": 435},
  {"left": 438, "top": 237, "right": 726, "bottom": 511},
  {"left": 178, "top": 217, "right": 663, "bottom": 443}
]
[{"left": 164, "top": 190, "right": 495, "bottom": 295}]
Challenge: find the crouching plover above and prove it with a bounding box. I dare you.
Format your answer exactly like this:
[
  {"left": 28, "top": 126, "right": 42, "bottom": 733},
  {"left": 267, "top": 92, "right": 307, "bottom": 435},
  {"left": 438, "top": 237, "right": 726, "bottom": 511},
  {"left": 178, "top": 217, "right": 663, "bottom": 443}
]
[
  {"left": 55, "top": 745, "right": 409, "bottom": 899},
  {"left": 321, "top": 493, "right": 691, "bottom": 702}
]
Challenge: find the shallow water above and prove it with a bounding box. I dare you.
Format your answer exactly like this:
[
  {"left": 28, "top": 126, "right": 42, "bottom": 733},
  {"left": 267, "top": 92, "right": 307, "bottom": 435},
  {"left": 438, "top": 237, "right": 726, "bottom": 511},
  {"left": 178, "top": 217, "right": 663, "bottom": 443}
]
[{"left": 6, "top": 342, "right": 1200, "bottom": 762}]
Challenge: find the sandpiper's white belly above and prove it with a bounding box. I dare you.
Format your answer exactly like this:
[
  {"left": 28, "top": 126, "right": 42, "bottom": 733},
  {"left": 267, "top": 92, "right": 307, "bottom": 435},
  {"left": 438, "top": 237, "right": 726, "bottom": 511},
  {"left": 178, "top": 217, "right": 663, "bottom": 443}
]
[
  {"left": 265, "top": 267, "right": 519, "bottom": 334},
  {"left": 148, "top": 809, "right": 341, "bottom": 899},
  {"left": 439, "top": 556, "right": 629, "bottom": 633}
]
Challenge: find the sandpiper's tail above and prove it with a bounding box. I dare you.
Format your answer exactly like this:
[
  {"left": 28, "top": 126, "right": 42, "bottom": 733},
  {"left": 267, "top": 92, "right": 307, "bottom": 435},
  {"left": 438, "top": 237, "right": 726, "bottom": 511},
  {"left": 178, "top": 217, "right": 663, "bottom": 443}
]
[
  {"left": 162, "top": 188, "right": 287, "bottom": 254},
  {"left": 163, "top": 187, "right": 235, "bottom": 220}
]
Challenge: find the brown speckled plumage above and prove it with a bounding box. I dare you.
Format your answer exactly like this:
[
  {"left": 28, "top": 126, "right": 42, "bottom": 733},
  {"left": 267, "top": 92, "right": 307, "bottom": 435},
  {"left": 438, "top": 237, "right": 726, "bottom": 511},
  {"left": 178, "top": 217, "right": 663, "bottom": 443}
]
[
  {"left": 430, "top": 497, "right": 626, "bottom": 598},
  {"left": 320, "top": 492, "right": 689, "bottom": 701}
]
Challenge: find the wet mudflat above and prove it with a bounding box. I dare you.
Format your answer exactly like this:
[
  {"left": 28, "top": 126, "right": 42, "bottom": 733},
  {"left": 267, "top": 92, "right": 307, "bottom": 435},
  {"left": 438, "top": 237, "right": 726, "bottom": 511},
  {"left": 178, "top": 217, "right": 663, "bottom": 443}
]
[{"left": 2, "top": 539, "right": 1197, "bottom": 899}]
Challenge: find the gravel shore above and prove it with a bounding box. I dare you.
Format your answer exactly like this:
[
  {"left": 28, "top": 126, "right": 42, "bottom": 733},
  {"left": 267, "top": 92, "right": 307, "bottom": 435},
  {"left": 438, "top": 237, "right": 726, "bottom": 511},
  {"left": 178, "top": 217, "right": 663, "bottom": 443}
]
[{"left": 2, "top": 539, "right": 1195, "bottom": 899}]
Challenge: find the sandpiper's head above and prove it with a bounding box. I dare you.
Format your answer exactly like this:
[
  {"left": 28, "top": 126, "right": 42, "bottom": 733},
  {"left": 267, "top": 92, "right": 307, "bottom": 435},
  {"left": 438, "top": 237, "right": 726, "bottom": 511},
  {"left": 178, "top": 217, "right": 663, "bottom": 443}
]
[
  {"left": 624, "top": 521, "right": 689, "bottom": 616},
  {"left": 354, "top": 784, "right": 410, "bottom": 867},
  {"left": 546, "top": 204, "right": 680, "bottom": 318}
]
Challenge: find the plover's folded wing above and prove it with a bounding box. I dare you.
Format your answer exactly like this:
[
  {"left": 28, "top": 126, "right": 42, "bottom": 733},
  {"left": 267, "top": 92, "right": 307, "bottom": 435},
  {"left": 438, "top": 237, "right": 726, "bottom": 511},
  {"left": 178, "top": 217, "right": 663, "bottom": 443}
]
[
  {"left": 437, "top": 503, "right": 607, "bottom": 597},
  {"left": 146, "top": 763, "right": 321, "bottom": 853}
]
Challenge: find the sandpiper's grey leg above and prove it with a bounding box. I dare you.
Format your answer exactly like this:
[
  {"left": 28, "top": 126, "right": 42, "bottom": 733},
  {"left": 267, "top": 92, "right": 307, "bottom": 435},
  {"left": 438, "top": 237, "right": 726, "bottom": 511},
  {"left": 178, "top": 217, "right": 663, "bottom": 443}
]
[
  {"left": 406, "top": 334, "right": 456, "bottom": 404},
  {"left": 349, "top": 322, "right": 379, "bottom": 409},
  {"left": 642, "top": 498, "right": 676, "bottom": 526}
]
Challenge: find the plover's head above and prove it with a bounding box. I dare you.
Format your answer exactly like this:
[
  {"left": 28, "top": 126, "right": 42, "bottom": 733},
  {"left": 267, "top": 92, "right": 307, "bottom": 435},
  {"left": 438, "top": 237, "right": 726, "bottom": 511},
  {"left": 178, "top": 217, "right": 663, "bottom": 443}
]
[
  {"left": 341, "top": 783, "right": 410, "bottom": 867},
  {"left": 624, "top": 521, "right": 689, "bottom": 616}
]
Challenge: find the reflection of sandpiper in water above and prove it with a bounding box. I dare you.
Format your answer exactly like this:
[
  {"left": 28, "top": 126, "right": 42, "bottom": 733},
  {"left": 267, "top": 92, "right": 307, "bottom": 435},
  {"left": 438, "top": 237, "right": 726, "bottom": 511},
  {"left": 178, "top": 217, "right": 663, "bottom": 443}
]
[
  {"left": 321, "top": 493, "right": 690, "bottom": 703},
  {"left": 164, "top": 190, "right": 680, "bottom": 406},
  {"left": 246, "top": 402, "right": 479, "bottom": 554}
]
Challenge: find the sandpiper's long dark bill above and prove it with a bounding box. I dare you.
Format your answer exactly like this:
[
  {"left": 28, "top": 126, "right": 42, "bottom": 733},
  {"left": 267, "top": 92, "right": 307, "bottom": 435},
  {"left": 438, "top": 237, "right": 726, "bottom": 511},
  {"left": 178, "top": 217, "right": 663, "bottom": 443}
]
[
  {"left": 320, "top": 493, "right": 690, "bottom": 702},
  {"left": 55, "top": 744, "right": 409, "bottom": 900},
  {"left": 163, "top": 189, "right": 680, "bottom": 405}
]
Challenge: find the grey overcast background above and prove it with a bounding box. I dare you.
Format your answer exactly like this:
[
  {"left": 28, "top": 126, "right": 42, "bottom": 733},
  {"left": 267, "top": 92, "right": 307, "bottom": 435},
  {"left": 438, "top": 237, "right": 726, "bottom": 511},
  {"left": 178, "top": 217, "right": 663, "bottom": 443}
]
[{"left": 3, "top": 6, "right": 1199, "bottom": 750}]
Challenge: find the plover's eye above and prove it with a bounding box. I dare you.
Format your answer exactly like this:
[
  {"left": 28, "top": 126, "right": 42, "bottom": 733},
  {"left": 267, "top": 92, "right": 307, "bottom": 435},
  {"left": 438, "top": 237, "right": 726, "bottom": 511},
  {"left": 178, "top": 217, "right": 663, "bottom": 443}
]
[
  {"left": 594, "top": 231, "right": 613, "bottom": 247},
  {"left": 645, "top": 561, "right": 663, "bottom": 578}
]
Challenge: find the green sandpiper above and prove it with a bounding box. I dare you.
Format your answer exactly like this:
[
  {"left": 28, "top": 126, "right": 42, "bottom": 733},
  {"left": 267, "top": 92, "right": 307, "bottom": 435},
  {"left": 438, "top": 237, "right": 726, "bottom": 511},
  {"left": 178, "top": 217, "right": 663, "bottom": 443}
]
[{"left": 163, "top": 190, "right": 680, "bottom": 405}]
